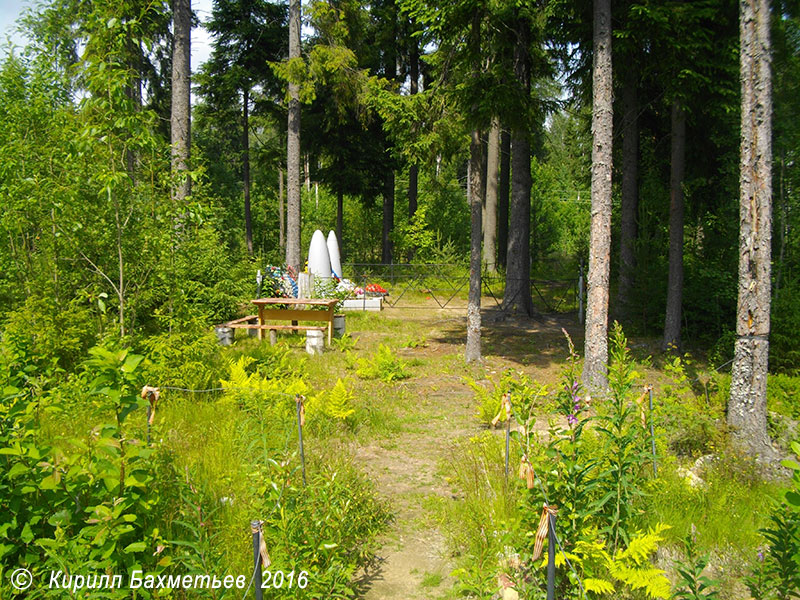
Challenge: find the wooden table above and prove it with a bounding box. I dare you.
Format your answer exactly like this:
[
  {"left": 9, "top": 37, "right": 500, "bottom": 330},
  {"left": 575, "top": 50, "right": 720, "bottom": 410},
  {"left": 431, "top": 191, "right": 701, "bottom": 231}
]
[{"left": 251, "top": 298, "right": 339, "bottom": 345}]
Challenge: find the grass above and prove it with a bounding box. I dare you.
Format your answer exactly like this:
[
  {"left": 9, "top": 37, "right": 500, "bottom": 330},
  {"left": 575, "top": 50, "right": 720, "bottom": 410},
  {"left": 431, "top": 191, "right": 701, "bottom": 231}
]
[
  {"left": 41, "top": 308, "right": 799, "bottom": 599},
  {"left": 420, "top": 571, "right": 444, "bottom": 588},
  {"left": 643, "top": 452, "right": 781, "bottom": 551}
]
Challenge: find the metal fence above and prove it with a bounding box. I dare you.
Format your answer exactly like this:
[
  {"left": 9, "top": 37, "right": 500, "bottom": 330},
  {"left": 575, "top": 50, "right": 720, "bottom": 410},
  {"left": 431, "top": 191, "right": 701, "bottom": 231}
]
[{"left": 342, "top": 263, "right": 579, "bottom": 313}]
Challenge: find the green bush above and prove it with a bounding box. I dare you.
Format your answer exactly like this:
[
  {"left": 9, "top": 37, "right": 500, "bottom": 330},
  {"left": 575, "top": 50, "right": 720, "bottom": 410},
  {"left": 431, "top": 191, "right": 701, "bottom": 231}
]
[{"left": 355, "top": 344, "right": 410, "bottom": 382}]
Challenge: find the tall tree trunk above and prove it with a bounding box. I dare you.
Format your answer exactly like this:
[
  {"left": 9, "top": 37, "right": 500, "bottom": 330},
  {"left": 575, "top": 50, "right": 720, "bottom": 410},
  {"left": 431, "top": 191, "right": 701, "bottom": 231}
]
[
  {"left": 408, "top": 41, "right": 419, "bottom": 220},
  {"left": 382, "top": 7, "right": 397, "bottom": 265},
  {"left": 336, "top": 188, "right": 344, "bottom": 251},
  {"left": 171, "top": 0, "right": 191, "bottom": 203},
  {"left": 465, "top": 9, "right": 483, "bottom": 363},
  {"left": 124, "top": 35, "right": 142, "bottom": 181},
  {"left": 728, "top": 0, "right": 773, "bottom": 458},
  {"left": 286, "top": 0, "right": 302, "bottom": 270},
  {"left": 498, "top": 128, "right": 511, "bottom": 268},
  {"left": 278, "top": 167, "right": 285, "bottom": 252},
  {"left": 243, "top": 87, "right": 253, "bottom": 255},
  {"left": 617, "top": 70, "right": 638, "bottom": 319},
  {"left": 582, "top": 0, "right": 613, "bottom": 392},
  {"left": 466, "top": 128, "right": 483, "bottom": 362},
  {"left": 382, "top": 174, "right": 395, "bottom": 263},
  {"left": 502, "top": 17, "right": 534, "bottom": 316},
  {"left": 483, "top": 118, "right": 499, "bottom": 273},
  {"left": 663, "top": 102, "right": 686, "bottom": 350}
]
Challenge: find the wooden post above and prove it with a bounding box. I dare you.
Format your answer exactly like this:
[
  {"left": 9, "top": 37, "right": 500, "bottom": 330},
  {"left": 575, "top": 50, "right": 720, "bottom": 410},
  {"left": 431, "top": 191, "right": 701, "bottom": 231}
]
[
  {"left": 504, "top": 410, "right": 511, "bottom": 483},
  {"left": 649, "top": 387, "right": 657, "bottom": 477},
  {"left": 547, "top": 512, "right": 556, "bottom": 600},
  {"left": 251, "top": 520, "right": 263, "bottom": 600},
  {"left": 296, "top": 396, "right": 306, "bottom": 487}
]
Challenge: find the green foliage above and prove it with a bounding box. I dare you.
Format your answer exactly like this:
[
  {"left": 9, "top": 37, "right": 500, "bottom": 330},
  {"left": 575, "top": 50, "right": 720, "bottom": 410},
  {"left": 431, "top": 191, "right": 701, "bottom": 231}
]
[
  {"left": 439, "top": 432, "right": 519, "bottom": 597},
  {"left": 745, "top": 501, "right": 800, "bottom": 600},
  {"left": 541, "top": 525, "right": 672, "bottom": 599},
  {"left": 309, "top": 378, "right": 356, "bottom": 421},
  {"left": 266, "top": 461, "right": 390, "bottom": 598},
  {"left": 768, "top": 374, "right": 800, "bottom": 419},
  {"left": 658, "top": 354, "right": 724, "bottom": 457},
  {"left": 672, "top": 526, "right": 721, "bottom": 600},
  {"left": 465, "top": 368, "right": 546, "bottom": 426},
  {"left": 643, "top": 451, "right": 777, "bottom": 553},
  {"left": 355, "top": 344, "right": 410, "bottom": 382},
  {"left": 593, "top": 323, "right": 650, "bottom": 552},
  {"left": 220, "top": 355, "right": 309, "bottom": 422},
  {"left": 330, "top": 332, "right": 358, "bottom": 352},
  {"left": 0, "top": 342, "right": 181, "bottom": 598},
  {"left": 771, "top": 284, "right": 800, "bottom": 374},
  {"left": 140, "top": 330, "right": 223, "bottom": 392}
]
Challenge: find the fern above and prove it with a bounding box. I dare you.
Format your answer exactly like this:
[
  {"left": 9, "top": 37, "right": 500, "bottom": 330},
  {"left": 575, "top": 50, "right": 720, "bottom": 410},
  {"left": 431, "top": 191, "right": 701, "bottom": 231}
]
[
  {"left": 608, "top": 525, "right": 671, "bottom": 599},
  {"left": 583, "top": 578, "right": 615, "bottom": 595},
  {"left": 355, "top": 345, "right": 410, "bottom": 382},
  {"left": 322, "top": 379, "right": 356, "bottom": 420},
  {"left": 219, "top": 355, "right": 309, "bottom": 420},
  {"left": 615, "top": 524, "right": 670, "bottom": 565},
  {"left": 543, "top": 526, "right": 671, "bottom": 599}
]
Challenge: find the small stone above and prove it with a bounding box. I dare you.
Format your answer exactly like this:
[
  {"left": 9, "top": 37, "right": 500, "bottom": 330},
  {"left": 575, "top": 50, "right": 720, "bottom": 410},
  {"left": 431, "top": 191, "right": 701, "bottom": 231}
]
[{"left": 502, "top": 588, "right": 519, "bottom": 600}]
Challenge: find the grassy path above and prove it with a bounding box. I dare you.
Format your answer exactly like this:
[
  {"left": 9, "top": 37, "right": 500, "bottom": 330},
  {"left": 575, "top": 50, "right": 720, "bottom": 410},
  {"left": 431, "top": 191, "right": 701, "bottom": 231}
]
[
  {"left": 355, "top": 377, "right": 475, "bottom": 599},
  {"left": 345, "top": 313, "right": 477, "bottom": 599},
  {"left": 347, "top": 310, "right": 581, "bottom": 598}
]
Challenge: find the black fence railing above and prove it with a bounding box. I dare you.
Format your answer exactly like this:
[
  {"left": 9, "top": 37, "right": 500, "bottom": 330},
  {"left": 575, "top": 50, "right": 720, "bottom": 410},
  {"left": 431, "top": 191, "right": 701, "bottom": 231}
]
[{"left": 342, "top": 263, "right": 579, "bottom": 313}]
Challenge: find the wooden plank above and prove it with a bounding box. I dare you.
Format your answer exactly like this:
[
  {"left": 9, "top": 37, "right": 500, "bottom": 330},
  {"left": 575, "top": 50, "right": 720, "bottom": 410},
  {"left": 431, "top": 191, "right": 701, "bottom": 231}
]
[
  {"left": 252, "top": 297, "right": 338, "bottom": 307},
  {"left": 222, "top": 315, "right": 259, "bottom": 326},
  {"left": 260, "top": 308, "right": 334, "bottom": 323},
  {"left": 225, "top": 324, "right": 326, "bottom": 331}
]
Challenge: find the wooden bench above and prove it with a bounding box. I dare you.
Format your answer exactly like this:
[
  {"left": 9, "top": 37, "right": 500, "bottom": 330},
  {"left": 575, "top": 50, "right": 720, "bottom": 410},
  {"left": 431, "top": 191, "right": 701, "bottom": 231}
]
[
  {"left": 221, "top": 298, "right": 338, "bottom": 346},
  {"left": 221, "top": 315, "right": 327, "bottom": 345}
]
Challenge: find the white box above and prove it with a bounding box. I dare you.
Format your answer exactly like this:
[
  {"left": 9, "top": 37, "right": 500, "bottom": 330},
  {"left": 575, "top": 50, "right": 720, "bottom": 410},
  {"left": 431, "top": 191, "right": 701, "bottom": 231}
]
[{"left": 341, "top": 297, "right": 383, "bottom": 311}]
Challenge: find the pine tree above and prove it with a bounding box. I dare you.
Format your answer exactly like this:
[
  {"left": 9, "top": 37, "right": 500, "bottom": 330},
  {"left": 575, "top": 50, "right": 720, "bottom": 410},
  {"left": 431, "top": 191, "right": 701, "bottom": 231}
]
[
  {"left": 728, "top": 0, "right": 774, "bottom": 458},
  {"left": 171, "top": 0, "right": 191, "bottom": 203},
  {"left": 582, "top": 0, "right": 613, "bottom": 392}
]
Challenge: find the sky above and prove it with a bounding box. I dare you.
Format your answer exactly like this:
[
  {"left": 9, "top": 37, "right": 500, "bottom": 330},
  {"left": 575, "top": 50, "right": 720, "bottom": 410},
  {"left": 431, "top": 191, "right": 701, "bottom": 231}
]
[{"left": 0, "top": 0, "right": 216, "bottom": 72}]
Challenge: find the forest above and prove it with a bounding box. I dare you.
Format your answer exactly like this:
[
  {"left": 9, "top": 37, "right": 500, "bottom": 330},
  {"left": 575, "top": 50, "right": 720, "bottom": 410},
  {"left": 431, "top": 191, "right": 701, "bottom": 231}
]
[{"left": 1, "top": 0, "right": 799, "bottom": 598}]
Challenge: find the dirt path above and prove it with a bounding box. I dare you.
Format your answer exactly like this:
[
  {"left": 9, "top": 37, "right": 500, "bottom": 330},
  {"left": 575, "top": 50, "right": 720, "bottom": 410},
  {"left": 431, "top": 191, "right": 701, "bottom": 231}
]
[
  {"left": 355, "top": 386, "right": 475, "bottom": 599},
  {"left": 349, "top": 310, "right": 577, "bottom": 599}
]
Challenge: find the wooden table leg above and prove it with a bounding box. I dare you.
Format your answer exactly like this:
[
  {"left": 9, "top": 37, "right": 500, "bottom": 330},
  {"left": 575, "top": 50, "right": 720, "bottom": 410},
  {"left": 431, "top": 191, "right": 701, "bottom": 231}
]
[
  {"left": 258, "top": 307, "right": 265, "bottom": 341},
  {"left": 327, "top": 308, "right": 333, "bottom": 345},
  {"left": 269, "top": 329, "right": 277, "bottom": 345}
]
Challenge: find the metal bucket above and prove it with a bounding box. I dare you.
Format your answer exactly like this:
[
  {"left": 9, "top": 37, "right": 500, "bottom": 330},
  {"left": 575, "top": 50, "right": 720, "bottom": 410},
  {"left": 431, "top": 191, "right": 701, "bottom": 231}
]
[
  {"left": 333, "top": 314, "right": 346, "bottom": 338},
  {"left": 215, "top": 326, "right": 234, "bottom": 346}
]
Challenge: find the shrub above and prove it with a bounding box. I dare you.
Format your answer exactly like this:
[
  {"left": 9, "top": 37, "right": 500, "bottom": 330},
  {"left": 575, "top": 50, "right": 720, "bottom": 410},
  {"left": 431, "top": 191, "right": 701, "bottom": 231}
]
[
  {"left": 355, "top": 344, "right": 410, "bottom": 382},
  {"left": 465, "top": 368, "right": 548, "bottom": 427}
]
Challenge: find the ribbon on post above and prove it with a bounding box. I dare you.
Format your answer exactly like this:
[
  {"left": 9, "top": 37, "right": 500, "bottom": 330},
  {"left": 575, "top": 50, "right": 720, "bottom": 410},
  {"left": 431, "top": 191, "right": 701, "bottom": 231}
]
[
  {"left": 532, "top": 504, "right": 558, "bottom": 561},
  {"left": 491, "top": 393, "right": 513, "bottom": 428},
  {"left": 518, "top": 455, "right": 536, "bottom": 489},
  {"left": 250, "top": 520, "right": 272, "bottom": 569},
  {"left": 140, "top": 386, "right": 160, "bottom": 425},
  {"left": 296, "top": 395, "right": 306, "bottom": 427},
  {"left": 634, "top": 385, "right": 653, "bottom": 428}
]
